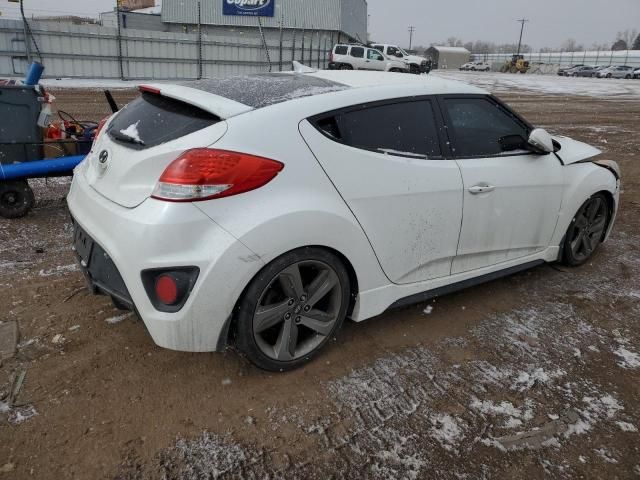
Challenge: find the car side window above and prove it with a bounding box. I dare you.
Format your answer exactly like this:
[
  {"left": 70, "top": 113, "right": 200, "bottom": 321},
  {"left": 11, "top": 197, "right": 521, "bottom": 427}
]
[
  {"left": 443, "top": 97, "right": 530, "bottom": 157},
  {"left": 334, "top": 45, "right": 348, "bottom": 55},
  {"left": 387, "top": 47, "right": 399, "bottom": 56},
  {"left": 350, "top": 47, "right": 365, "bottom": 58},
  {"left": 368, "top": 49, "right": 384, "bottom": 61},
  {"left": 314, "top": 100, "right": 442, "bottom": 159}
]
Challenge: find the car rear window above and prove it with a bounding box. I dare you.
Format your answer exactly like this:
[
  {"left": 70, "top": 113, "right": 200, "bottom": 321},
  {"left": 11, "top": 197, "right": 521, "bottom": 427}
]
[
  {"left": 313, "top": 100, "right": 443, "bottom": 159},
  {"left": 334, "top": 45, "right": 348, "bottom": 55},
  {"left": 107, "top": 92, "right": 219, "bottom": 150},
  {"left": 350, "top": 47, "right": 365, "bottom": 58}
]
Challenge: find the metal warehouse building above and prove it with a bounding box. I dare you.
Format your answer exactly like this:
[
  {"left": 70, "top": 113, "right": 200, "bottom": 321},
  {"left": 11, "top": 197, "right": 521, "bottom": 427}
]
[
  {"left": 0, "top": 0, "right": 368, "bottom": 80},
  {"left": 161, "top": 0, "right": 367, "bottom": 43}
]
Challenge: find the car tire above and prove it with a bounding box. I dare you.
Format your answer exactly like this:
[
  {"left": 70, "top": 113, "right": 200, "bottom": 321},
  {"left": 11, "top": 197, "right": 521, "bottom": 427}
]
[
  {"left": 625, "top": 74, "right": 631, "bottom": 79},
  {"left": 561, "top": 193, "right": 610, "bottom": 267},
  {"left": 607, "top": 73, "right": 612, "bottom": 78},
  {"left": 0, "top": 180, "right": 35, "bottom": 219},
  {"left": 572, "top": 73, "right": 578, "bottom": 77},
  {"left": 235, "top": 247, "right": 351, "bottom": 371},
  {"left": 339, "top": 64, "right": 353, "bottom": 70},
  {"left": 410, "top": 64, "right": 420, "bottom": 75}
]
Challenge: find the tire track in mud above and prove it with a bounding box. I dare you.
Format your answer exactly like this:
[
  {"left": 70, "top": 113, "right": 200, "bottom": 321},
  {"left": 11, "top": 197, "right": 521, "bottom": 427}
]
[{"left": 118, "top": 233, "right": 640, "bottom": 479}]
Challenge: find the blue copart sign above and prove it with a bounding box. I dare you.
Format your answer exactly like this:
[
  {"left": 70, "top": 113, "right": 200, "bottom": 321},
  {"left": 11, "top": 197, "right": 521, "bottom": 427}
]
[{"left": 223, "top": 0, "right": 275, "bottom": 17}]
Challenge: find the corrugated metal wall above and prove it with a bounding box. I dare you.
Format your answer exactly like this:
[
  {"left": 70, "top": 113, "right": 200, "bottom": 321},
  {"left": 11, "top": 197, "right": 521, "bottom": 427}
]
[
  {"left": 162, "top": 0, "right": 366, "bottom": 41},
  {"left": 0, "top": 18, "right": 337, "bottom": 79}
]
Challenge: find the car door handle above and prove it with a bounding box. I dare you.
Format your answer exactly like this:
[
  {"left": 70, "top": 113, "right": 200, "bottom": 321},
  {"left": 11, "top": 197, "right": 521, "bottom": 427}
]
[{"left": 468, "top": 184, "right": 495, "bottom": 194}]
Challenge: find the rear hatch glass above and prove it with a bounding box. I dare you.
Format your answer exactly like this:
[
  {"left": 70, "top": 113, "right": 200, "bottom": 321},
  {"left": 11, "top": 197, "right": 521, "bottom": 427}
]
[{"left": 107, "top": 92, "right": 220, "bottom": 150}]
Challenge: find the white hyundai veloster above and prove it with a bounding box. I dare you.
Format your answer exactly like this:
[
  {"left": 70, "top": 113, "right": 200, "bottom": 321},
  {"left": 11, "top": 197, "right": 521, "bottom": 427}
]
[{"left": 68, "top": 69, "right": 620, "bottom": 371}]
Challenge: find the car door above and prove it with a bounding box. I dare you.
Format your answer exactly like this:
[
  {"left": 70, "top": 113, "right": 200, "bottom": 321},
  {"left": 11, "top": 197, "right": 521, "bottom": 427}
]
[
  {"left": 299, "top": 98, "right": 464, "bottom": 284},
  {"left": 439, "top": 95, "right": 564, "bottom": 274},
  {"left": 363, "top": 48, "right": 387, "bottom": 71},
  {"left": 348, "top": 46, "right": 366, "bottom": 70}
]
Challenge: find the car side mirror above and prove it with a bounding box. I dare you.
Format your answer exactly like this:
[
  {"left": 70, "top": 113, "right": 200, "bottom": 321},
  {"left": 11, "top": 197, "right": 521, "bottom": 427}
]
[{"left": 527, "top": 128, "right": 554, "bottom": 154}]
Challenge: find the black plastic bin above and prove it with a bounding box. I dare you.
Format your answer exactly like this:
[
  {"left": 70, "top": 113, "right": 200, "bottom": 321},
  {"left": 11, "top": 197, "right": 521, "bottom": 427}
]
[{"left": 0, "top": 84, "right": 44, "bottom": 165}]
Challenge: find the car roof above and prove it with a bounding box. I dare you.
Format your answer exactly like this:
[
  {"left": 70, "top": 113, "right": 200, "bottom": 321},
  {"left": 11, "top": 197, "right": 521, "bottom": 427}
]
[
  {"left": 171, "top": 70, "right": 487, "bottom": 115},
  {"left": 307, "top": 70, "right": 486, "bottom": 95}
]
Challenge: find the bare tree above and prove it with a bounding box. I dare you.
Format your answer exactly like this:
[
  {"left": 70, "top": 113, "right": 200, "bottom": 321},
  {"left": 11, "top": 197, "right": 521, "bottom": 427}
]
[
  {"left": 561, "top": 38, "right": 584, "bottom": 51},
  {"left": 616, "top": 29, "right": 639, "bottom": 47}
]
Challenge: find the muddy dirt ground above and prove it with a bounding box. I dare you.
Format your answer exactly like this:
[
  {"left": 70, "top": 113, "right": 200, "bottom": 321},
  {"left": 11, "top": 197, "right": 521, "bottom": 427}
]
[{"left": 1, "top": 85, "right": 639, "bottom": 479}]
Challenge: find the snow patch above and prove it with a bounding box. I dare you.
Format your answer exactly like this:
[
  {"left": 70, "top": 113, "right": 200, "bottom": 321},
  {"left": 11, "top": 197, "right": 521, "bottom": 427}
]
[
  {"left": 613, "top": 347, "right": 640, "bottom": 369},
  {"left": 429, "top": 413, "right": 465, "bottom": 451},
  {"left": 105, "top": 313, "right": 132, "bottom": 325},
  {"left": 119, "top": 121, "right": 143, "bottom": 144}
]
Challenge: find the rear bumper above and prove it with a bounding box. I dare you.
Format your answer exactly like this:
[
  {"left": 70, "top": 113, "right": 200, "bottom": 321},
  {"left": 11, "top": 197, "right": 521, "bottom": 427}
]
[{"left": 67, "top": 171, "right": 264, "bottom": 352}]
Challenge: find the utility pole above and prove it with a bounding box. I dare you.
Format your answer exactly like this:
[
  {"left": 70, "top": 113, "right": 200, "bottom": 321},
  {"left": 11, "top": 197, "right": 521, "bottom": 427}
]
[
  {"left": 516, "top": 18, "right": 528, "bottom": 55},
  {"left": 408, "top": 26, "right": 416, "bottom": 50}
]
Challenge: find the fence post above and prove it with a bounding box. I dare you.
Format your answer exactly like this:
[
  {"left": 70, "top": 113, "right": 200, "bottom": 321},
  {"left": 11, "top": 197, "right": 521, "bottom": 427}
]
[
  {"left": 595, "top": 48, "right": 600, "bottom": 65},
  {"left": 292, "top": 25, "right": 297, "bottom": 64},
  {"left": 257, "top": 16, "right": 272, "bottom": 72},
  {"left": 197, "top": 1, "right": 203, "bottom": 79},
  {"left": 309, "top": 27, "right": 313, "bottom": 66},
  {"left": 116, "top": 8, "right": 125, "bottom": 80},
  {"left": 323, "top": 37, "right": 328, "bottom": 69},
  {"left": 316, "top": 31, "right": 321, "bottom": 69},
  {"left": 278, "top": 12, "right": 284, "bottom": 71},
  {"left": 301, "top": 26, "right": 305, "bottom": 64}
]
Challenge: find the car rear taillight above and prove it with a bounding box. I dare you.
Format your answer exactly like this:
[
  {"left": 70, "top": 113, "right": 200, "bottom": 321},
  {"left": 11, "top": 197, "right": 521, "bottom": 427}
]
[{"left": 152, "top": 148, "right": 284, "bottom": 202}]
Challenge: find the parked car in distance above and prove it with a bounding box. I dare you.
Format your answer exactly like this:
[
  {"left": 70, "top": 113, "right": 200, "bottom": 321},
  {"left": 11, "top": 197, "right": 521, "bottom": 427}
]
[
  {"left": 370, "top": 43, "right": 430, "bottom": 74},
  {"left": 557, "top": 64, "right": 584, "bottom": 76},
  {"left": 634, "top": 68, "right": 640, "bottom": 79},
  {"left": 329, "top": 44, "right": 407, "bottom": 72},
  {"left": 569, "top": 66, "right": 600, "bottom": 77},
  {"left": 596, "top": 65, "right": 635, "bottom": 79},
  {"left": 471, "top": 61, "right": 491, "bottom": 71},
  {"left": 68, "top": 70, "right": 621, "bottom": 371},
  {"left": 459, "top": 62, "right": 474, "bottom": 71}
]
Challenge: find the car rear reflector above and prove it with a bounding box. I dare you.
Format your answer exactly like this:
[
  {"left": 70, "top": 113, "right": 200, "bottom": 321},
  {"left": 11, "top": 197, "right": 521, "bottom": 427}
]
[
  {"left": 155, "top": 274, "right": 178, "bottom": 305},
  {"left": 152, "top": 149, "right": 284, "bottom": 202}
]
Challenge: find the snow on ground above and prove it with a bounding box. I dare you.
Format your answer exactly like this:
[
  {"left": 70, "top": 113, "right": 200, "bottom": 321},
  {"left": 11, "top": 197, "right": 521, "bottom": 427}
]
[{"left": 432, "top": 70, "right": 640, "bottom": 98}]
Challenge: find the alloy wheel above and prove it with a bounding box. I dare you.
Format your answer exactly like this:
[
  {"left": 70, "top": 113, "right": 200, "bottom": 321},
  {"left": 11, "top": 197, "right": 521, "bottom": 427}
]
[
  {"left": 568, "top": 196, "right": 608, "bottom": 263},
  {"left": 252, "top": 260, "right": 343, "bottom": 361}
]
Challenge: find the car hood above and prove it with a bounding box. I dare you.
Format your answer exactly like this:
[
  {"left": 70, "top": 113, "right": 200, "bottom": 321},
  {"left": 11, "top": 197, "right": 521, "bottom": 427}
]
[
  {"left": 405, "top": 55, "right": 425, "bottom": 64},
  {"left": 552, "top": 135, "right": 601, "bottom": 165}
]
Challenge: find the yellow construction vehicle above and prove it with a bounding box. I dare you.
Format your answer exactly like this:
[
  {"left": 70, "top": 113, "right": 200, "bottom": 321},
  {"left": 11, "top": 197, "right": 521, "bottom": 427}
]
[{"left": 500, "top": 54, "right": 530, "bottom": 74}]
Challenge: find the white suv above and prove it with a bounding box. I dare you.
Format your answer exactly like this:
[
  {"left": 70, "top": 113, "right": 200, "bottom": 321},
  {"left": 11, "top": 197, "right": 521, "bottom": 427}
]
[
  {"left": 329, "top": 44, "right": 408, "bottom": 73},
  {"left": 370, "top": 44, "right": 430, "bottom": 74}
]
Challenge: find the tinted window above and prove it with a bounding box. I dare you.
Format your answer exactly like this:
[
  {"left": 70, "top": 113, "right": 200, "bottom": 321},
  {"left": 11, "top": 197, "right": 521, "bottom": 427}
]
[
  {"left": 315, "top": 101, "right": 442, "bottom": 158},
  {"left": 387, "top": 47, "right": 400, "bottom": 56},
  {"left": 334, "top": 45, "right": 348, "bottom": 55},
  {"left": 350, "top": 47, "right": 365, "bottom": 58},
  {"left": 372, "top": 45, "right": 384, "bottom": 52},
  {"left": 108, "top": 92, "right": 219, "bottom": 150},
  {"left": 368, "top": 49, "right": 384, "bottom": 61},
  {"left": 443, "top": 97, "right": 529, "bottom": 157}
]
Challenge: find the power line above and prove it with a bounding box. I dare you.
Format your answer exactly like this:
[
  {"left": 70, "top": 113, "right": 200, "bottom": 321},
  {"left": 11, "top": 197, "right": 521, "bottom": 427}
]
[
  {"left": 408, "top": 25, "right": 415, "bottom": 50},
  {"left": 516, "top": 18, "right": 529, "bottom": 55}
]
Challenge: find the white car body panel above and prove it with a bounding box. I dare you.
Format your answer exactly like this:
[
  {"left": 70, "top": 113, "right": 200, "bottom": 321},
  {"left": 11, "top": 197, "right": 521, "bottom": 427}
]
[
  {"left": 452, "top": 153, "right": 564, "bottom": 273},
  {"left": 86, "top": 120, "right": 229, "bottom": 208},
  {"left": 299, "top": 120, "right": 463, "bottom": 284},
  {"left": 552, "top": 136, "right": 601, "bottom": 164},
  {"left": 67, "top": 70, "right": 621, "bottom": 352}
]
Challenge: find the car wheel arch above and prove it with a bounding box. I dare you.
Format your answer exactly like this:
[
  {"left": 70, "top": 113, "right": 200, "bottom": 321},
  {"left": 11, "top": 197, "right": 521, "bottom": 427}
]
[
  {"left": 222, "top": 244, "right": 360, "bottom": 351},
  {"left": 552, "top": 164, "right": 618, "bottom": 251}
]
